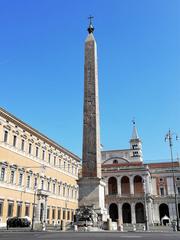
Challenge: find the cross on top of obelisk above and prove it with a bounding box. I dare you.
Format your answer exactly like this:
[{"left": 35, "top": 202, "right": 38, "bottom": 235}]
[{"left": 87, "top": 15, "right": 94, "bottom": 33}]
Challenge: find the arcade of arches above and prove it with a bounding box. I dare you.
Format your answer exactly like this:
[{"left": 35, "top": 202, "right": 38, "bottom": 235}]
[
  {"left": 108, "top": 202, "right": 179, "bottom": 224},
  {"left": 109, "top": 202, "right": 145, "bottom": 223},
  {"left": 108, "top": 175, "right": 144, "bottom": 196}
]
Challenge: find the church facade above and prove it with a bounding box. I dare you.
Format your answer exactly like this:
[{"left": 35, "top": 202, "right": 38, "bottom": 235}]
[
  {"left": 102, "top": 124, "right": 180, "bottom": 227},
  {"left": 0, "top": 107, "right": 80, "bottom": 228}
]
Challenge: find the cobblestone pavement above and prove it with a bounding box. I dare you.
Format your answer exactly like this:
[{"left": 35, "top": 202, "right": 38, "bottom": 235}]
[{"left": 0, "top": 232, "right": 180, "bottom": 240}]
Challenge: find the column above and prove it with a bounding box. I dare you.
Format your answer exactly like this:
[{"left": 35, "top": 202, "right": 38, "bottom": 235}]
[
  {"left": 169, "top": 202, "right": 176, "bottom": 221},
  {"left": 44, "top": 196, "right": 48, "bottom": 223},
  {"left": 145, "top": 175, "right": 150, "bottom": 195},
  {"left": 130, "top": 176, "right": 134, "bottom": 195},
  {"left": 153, "top": 203, "right": 160, "bottom": 224},
  {"left": 105, "top": 178, "right": 109, "bottom": 195},
  {"left": 147, "top": 200, "right": 153, "bottom": 224},
  {"left": 117, "top": 176, "right": 121, "bottom": 195},
  {"left": 118, "top": 203, "right": 122, "bottom": 224},
  {"left": 131, "top": 203, "right": 136, "bottom": 224},
  {"left": 34, "top": 196, "right": 41, "bottom": 223}
]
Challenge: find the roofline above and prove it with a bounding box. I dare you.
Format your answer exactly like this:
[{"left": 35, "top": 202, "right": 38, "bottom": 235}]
[
  {"left": 101, "top": 149, "right": 132, "bottom": 153},
  {"left": 0, "top": 107, "right": 81, "bottom": 162}
]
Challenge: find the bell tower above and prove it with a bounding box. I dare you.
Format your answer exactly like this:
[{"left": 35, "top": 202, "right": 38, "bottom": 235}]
[{"left": 130, "top": 120, "right": 143, "bottom": 162}]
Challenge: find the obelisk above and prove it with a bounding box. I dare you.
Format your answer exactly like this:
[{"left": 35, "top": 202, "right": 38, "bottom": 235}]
[{"left": 78, "top": 17, "right": 106, "bottom": 213}]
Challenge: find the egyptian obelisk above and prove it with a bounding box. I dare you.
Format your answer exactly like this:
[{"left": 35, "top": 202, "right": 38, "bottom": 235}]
[{"left": 78, "top": 17, "right": 106, "bottom": 214}]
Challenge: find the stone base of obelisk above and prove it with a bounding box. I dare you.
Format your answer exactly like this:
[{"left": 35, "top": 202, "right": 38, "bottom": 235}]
[{"left": 75, "top": 177, "right": 108, "bottom": 230}]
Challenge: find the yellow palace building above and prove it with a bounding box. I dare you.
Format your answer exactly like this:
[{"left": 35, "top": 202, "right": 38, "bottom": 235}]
[{"left": 0, "top": 107, "right": 80, "bottom": 228}]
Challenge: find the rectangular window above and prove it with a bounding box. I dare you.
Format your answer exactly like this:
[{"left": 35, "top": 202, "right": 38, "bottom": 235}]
[
  {"left": 58, "top": 185, "right": 61, "bottom": 195},
  {"left": 54, "top": 156, "right": 56, "bottom": 166},
  {"left": 4, "top": 130, "right": 8, "bottom": 143},
  {"left": 10, "top": 170, "right": 15, "bottom": 184},
  {"left": 17, "top": 204, "right": 22, "bottom": 217},
  {"left": 0, "top": 202, "right": 3, "bottom": 216},
  {"left": 72, "top": 165, "right": 74, "bottom": 174},
  {"left": 71, "top": 211, "right": 74, "bottom": 222},
  {"left": 68, "top": 164, "right": 70, "bottom": 172},
  {"left": 47, "top": 181, "right": 50, "bottom": 191},
  {"left": 21, "top": 139, "right": 25, "bottom": 151},
  {"left": 160, "top": 187, "right": 165, "bottom": 196},
  {"left": 47, "top": 208, "right": 50, "bottom": 219},
  {"left": 63, "top": 210, "right": 66, "bottom": 220},
  {"left": 7, "top": 203, "right": 13, "bottom": 217},
  {"left": 1, "top": 167, "right": 5, "bottom": 181},
  {"left": 13, "top": 135, "right": 17, "bottom": 147},
  {"left": 63, "top": 187, "right": 65, "bottom": 197},
  {"left": 36, "top": 147, "right": 39, "bottom": 157},
  {"left": 67, "top": 211, "right": 70, "bottom": 220},
  {"left": 59, "top": 159, "right": 61, "bottom": 168},
  {"left": 58, "top": 209, "right": 61, "bottom": 219},
  {"left": 19, "top": 173, "right": 23, "bottom": 186},
  {"left": 34, "top": 177, "right": 37, "bottom": 189},
  {"left": 42, "top": 150, "right": 45, "bottom": 160},
  {"left": 41, "top": 180, "right": 44, "bottom": 190},
  {"left": 26, "top": 175, "right": 30, "bottom": 188},
  {"left": 25, "top": 205, "right": 29, "bottom": 216},
  {"left": 29, "top": 143, "right": 32, "bottom": 154},
  {"left": 53, "top": 183, "right": 56, "bottom": 194},
  {"left": 64, "top": 161, "right": 66, "bottom": 170},
  {"left": 52, "top": 209, "right": 55, "bottom": 219},
  {"left": 48, "top": 153, "right": 51, "bottom": 163}
]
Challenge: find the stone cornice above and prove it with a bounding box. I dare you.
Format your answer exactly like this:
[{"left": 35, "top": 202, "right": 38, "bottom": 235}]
[{"left": 0, "top": 107, "right": 80, "bottom": 162}]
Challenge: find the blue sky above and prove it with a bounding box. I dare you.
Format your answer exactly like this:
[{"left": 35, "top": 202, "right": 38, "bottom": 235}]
[{"left": 0, "top": 0, "right": 180, "bottom": 162}]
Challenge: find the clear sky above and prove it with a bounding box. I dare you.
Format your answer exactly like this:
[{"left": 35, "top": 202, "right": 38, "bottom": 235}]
[{"left": 0, "top": 0, "right": 180, "bottom": 162}]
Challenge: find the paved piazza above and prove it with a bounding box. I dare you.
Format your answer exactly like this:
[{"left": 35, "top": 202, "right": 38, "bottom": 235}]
[{"left": 0, "top": 232, "right": 180, "bottom": 240}]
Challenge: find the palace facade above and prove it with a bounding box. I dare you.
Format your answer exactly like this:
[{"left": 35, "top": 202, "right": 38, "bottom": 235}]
[
  {"left": 102, "top": 125, "right": 180, "bottom": 227},
  {"left": 0, "top": 108, "right": 80, "bottom": 227}
]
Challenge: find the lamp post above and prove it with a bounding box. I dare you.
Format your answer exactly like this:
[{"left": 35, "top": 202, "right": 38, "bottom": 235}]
[
  {"left": 165, "top": 129, "right": 179, "bottom": 231},
  {"left": 143, "top": 178, "right": 149, "bottom": 231}
]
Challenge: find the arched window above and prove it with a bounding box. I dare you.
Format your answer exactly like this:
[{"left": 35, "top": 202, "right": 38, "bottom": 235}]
[
  {"left": 108, "top": 177, "right": 117, "bottom": 195},
  {"left": 109, "top": 203, "right": 118, "bottom": 222},
  {"left": 121, "top": 176, "right": 130, "bottom": 195},
  {"left": 122, "top": 203, "right": 131, "bottom": 223},
  {"left": 134, "top": 175, "right": 143, "bottom": 194},
  {"left": 159, "top": 203, "right": 169, "bottom": 224},
  {"left": 135, "top": 202, "right": 145, "bottom": 223}
]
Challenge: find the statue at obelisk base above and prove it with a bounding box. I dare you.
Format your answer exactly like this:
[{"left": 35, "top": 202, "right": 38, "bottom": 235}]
[{"left": 76, "top": 17, "right": 108, "bottom": 230}]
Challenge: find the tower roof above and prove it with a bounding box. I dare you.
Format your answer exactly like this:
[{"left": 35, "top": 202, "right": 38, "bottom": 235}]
[{"left": 131, "top": 120, "right": 140, "bottom": 140}]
